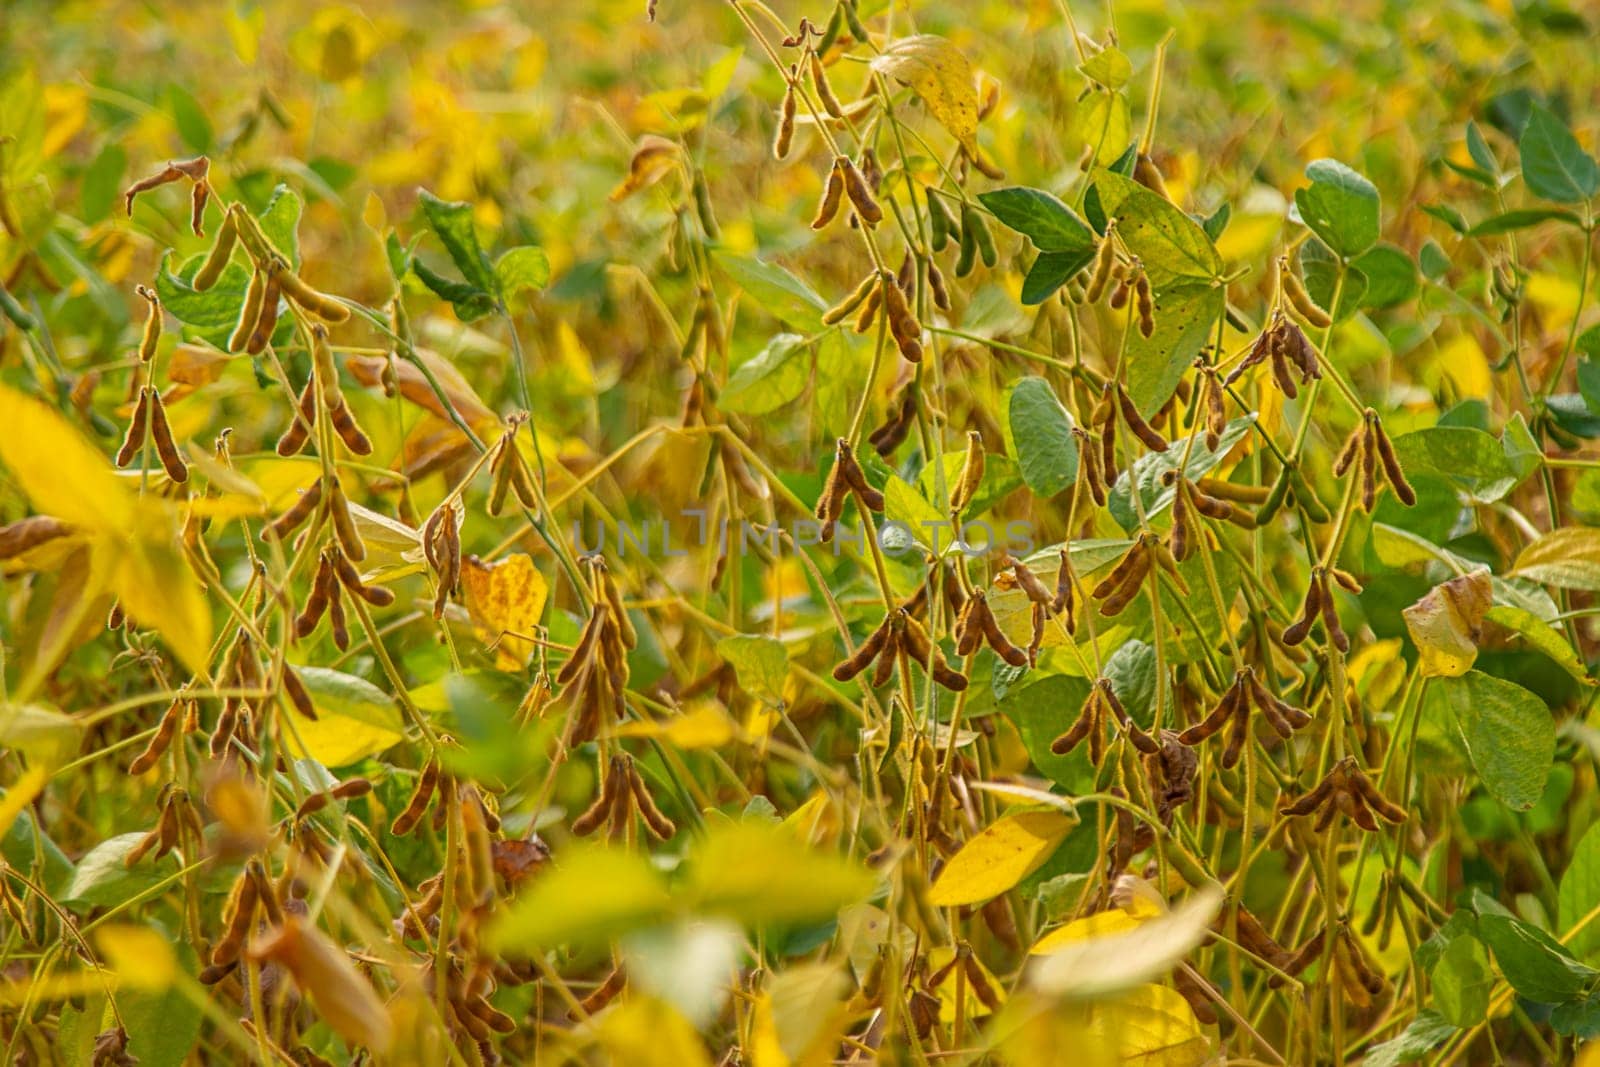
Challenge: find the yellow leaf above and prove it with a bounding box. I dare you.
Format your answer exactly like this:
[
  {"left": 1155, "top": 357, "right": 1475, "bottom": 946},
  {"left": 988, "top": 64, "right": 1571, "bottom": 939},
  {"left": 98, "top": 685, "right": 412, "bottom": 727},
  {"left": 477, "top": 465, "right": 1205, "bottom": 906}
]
[
  {"left": 614, "top": 703, "right": 736, "bottom": 749},
  {"left": 1071, "top": 91, "right": 1132, "bottom": 166},
  {"left": 0, "top": 702, "right": 84, "bottom": 766},
  {"left": 109, "top": 521, "right": 212, "bottom": 677},
  {"left": 1434, "top": 333, "right": 1492, "bottom": 401},
  {"left": 764, "top": 964, "right": 851, "bottom": 1067},
  {"left": 871, "top": 35, "right": 979, "bottom": 154},
  {"left": 96, "top": 924, "right": 176, "bottom": 991},
  {"left": 1029, "top": 887, "right": 1224, "bottom": 998},
  {"left": 0, "top": 766, "right": 48, "bottom": 841},
  {"left": 1030, "top": 908, "right": 1145, "bottom": 955},
  {"left": 281, "top": 667, "right": 405, "bottom": 767},
  {"left": 460, "top": 553, "right": 549, "bottom": 670},
  {"left": 0, "top": 384, "right": 133, "bottom": 531},
  {"left": 685, "top": 821, "right": 876, "bottom": 927},
  {"left": 1080, "top": 983, "right": 1211, "bottom": 1065},
  {"left": 1402, "top": 568, "right": 1492, "bottom": 678},
  {"left": 591, "top": 996, "right": 714, "bottom": 1067},
  {"left": 610, "top": 134, "right": 681, "bottom": 202},
  {"left": 747, "top": 990, "right": 790, "bottom": 1067},
  {"left": 489, "top": 845, "right": 672, "bottom": 953},
  {"left": 928, "top": 809, "right": 1075, "bottom": 906}
]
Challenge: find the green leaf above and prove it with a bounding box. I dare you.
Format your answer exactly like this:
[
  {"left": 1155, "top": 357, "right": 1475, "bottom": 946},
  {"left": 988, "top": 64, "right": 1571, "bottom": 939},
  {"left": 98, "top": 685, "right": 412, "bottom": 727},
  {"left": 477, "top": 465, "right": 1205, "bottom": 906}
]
[
  {"left": 1078, "top": 46, "right": 1131, "bottom": 89},
  {"left": 883, "top": 474, "right": 951, "bottom": 555},
  {"left": 1094, "top": 170, "right": 1222, "bottom": 286},
  {"left": 257, "top": 184, "right": 303, "bottom": 269},
  {"left": 712, "top": 251, "right": 826, "bottom": 327},
  {"left": 114, "top": 938, "right": 203, "bottom": 1067},
  {"left": 716, "top": 634, "right": 789, "bottom": 705},
  {"left": 495, "top": 246, "right": 550, "bottom": 304},
  {"left": 1020, "top": 248, "right": 1096, "bottom": 305},
  {"left": 1485, "top": 605, "right": 1592, "bottom": 684},
  {"left": 81, "top": 143, "right": 126, "bottom": 224},
  {"left": 1300, "top": 239, "right": 1368, "bottom": 321},
  {"left": 1467, "top": 121, "right": 1499, "bottom": 175},
  {"left": 1389, "top": 426, "right": 1519, "bottom": 502},
  {"left": 1125, "top": 282, "right": 1225, "bottom": 415},
  {"left": 685, "top": 820, "right": 875, "bottom": 927},
  {"left": 62, "top": 833, "right": 180, "bottom": 908},
  {"left": 1519, "top": 103, "right": 1600, "bottom": 204},
  {"left": 1293, "top": 158, "right": 1381, "bottom": 258},
  {"left": 418, "top": 188, "right": 498, "bottom": 296},
  {"left": 488, "top": 845, "right": 672, "bottom": 952},
  {"left": 977, "top": 188, "right": 1095, "bottom": 252},
  {"left": 156, "top": 252, "right": 252, "bottom": 330},
  {"left": 1432, "top": 934, "right": 1493, "bottom": 1026},
  {"left": 1362, "top": 1011, "right": 1457, "bottom": 1067},
  {"left": 918, "top": 450, "right": 1022, "bottom": 517},
  {"left": 282, "top": 667, "right": 405, "bottom": 768},
  {"left": 167, "top": 85, "right": 213, "bottom": 153},
  {"left": 1108, "top": 416, "right": 1255, "bottom": 529},
  {"left": 1512, "top": 527, "right": 1600, "bottom": 591},
  {"left": 720, "top": 333, "right": 810, "bottom": 415},
  {"left": 1468, "top": 208, "right": 1584, "bottom": 236},
  {"left": 1007, "top": 377, "right": 1078, "bottom": 498},
  {"left": 413, "top": 258, "right": 496, "bottom": 322},
  {"left": 1353, "top": 244, "right": 1418, "bottom": 308},
  {"left": 1429, "top": 670, "right": 1553, "bottom": 811},
  {"left": 1559, "top": 822, "right": 1600, "bottom": 960},
  {"left": 1552, "top": 994, "right": 1600, "bottom": 1039},
  {"left": 1000, "top": 674, "right": 1094, "bottom": 791},
  {"left": 1478, "top": 912, "right": 1596, "bottom": 1002}
]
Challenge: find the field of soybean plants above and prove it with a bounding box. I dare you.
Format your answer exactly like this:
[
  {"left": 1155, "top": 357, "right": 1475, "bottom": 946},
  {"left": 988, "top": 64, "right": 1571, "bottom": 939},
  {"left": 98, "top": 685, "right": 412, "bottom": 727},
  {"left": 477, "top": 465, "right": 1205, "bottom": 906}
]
[{"left": 3, "top": 1, "right": 1600, "bottom": 1063}]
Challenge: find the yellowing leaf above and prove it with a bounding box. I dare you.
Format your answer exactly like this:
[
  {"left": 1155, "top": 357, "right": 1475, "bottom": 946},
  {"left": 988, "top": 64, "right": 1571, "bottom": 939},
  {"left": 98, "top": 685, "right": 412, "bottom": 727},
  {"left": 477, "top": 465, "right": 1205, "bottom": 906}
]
[
  {"left": 110, "top": 522, "right": 212, "bottom": 677},
  {"left": 928, "top": 809, "right": 1075, "bottom": 906},
  {"left": 591, "top": 996, "right": 714, "bottom": 1067},
  {"left": 611, "top": 134, "right": 681, "bottom": 201},
  {"left": 281, "top": 667, "right": 405, "bottom": 767},
  {"left": 871, "top": 35, "right": 979, "bottom": 154},
  {"left": 0, "top": 766, "right": 48, "bottom": 840},
  {"left": 1030, "top": 908, "right": 1145, "bottom": 955},
  {"left": 686, "top": 821, "right": 876, "bottom": 928},
  {"left": 1080, "top": 983, "right": 1211, "bottom": 1065},
  {"left": 0, "top": 702, "right": 84, "bottom": 765},
  {"left": 460, "top": 552, "right": 548, "bottom": 669},
  {"left": 1403, "top": 568, "right": 1492, "bottom": 678},
  {"left": 717, "top": 634, "right": 788, "bottom": 705},
  {"left": 0, "top": 384, "right": 133, "bottom": 531},
  {"left": 96, "top": 924, "right": 177, "bottom": 990},
  {"left": 1029, "top": 886, "right": 1224, "bottom": 997},
  {"left": 489, "top": 845, "right": 672, "bottom": 952},
  {"left": 763, "top": 963, "right": 852, "bottom": 1067},
  {"left": 614, "top": 703, "right": 737, "bottom": 749}
]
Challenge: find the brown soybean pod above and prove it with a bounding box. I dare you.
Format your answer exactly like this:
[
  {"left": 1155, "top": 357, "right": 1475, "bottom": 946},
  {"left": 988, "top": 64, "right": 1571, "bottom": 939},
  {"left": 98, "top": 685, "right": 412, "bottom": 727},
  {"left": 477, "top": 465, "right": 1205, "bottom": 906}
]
[
  {"left": 809, "top": 53, "right": 843, "bottom": 118},
  {"left": 1049, "top": 699, "right": 1095, "bottom": 755},
  {"left": 1092, "top": 539, "right": 1148, "bottom": 600},
  {"left": 128, "top": 697, "right": 185, "bottom": 775},
  {"left": 245, "top": 270, "right": 281, "bottom": 355},
  {"left": 980, "top": 609, "right": 1029, "bottom": 667},
  {"left": 851, "top": 283, "right": 881, "bottom": 334},
  {"left": 840, "top": 157, "right": 882, "bottom": 226},
  {"left": 570, "top": 761, "right": 617, "bottom": 836},
  {"left": 294, "top": 555, "right": 336, "bottom": 638},
  {"left": 954, "top": 593, "right": 987, "bottom": 656},
  {"left": 823, "top": 272, "right": 876, "bottom": 325},
  {"left": 282, "top": 664, "right": 318, "bottom": 720},
  {"left": 116, "top": 389, "right": 151, "bottom": 468},
  {"left": 773, "top": 80, "right": 797, "bottom": 160},
  {"left": 392, "top": 760, "right": 440, "bottom": 836},
  {"left": 1282, "top": 259, "right": 1332, "bottom": 328},
  {"left": 1179, "top": 681, "right": 1243, "bottom": 746},
  {"left": 628, "top": 766, "right": 677, "bottom": 840},
  {"left": 811, "top": 160, "right": 846, "bottom": 230},
  {"left": 1374, "top": 424, "right": 1417, "bottom": 506},
  {"left": 193, "top": 210, "right": 237, "bottom": 291},
  {"left": 276, "top": 265, "right": 350, "bottom": 323},
  {"left": 1051, "top": 547, "right": 1076, "bottom": 625},
  {"left": 1006, "top": 555, "right": 1052, "bottom": 606},
  {"left": 333, "top": 548, "right": 395, "bottom": 607},
  {"left": 1280, "top": 578, "right": 1322, "bottom": 646},
  {"left": 1133, "top": 272, "right": 1155, "bottom": 337},
  {"left": 276, "top": 376, "right": 317, "bottom": 457},
  {"left": 1348, "top": 764, "right": 1407, "bottom": 824},
  {"left": 189, "top": 179, "right": 208, "bottom": 236},
  {"left": 1318, "top": 572, "right": 1349, "bottom": 652},
  {"left": 326, "top": 585, "right": 350, "bottom": 651},
  {"left": 146, "top": 389, "right": 188, "bottom": 483}
]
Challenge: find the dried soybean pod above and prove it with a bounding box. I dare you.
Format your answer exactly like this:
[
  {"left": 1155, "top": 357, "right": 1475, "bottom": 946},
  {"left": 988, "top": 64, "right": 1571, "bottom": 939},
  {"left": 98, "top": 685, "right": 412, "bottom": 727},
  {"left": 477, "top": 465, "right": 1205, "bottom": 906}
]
[
  {"left": 979, "top": 605, "right": 1029, "bottom": 667},
  {"left": 1348, "top": 765, "right": 1407, "bottom": 824},
  {"left": 1318, "top": 572, "right": 1349, "bottom": 652},
  {"left": 227, "top": 271, "right": 265, "bottom": 353},
  {"left": 212, "top": 875, "right": 259, "bottom": 966},
  {"left": 333, "top": 549, "right": 395, "bottom": 607},
  {"left": 927, "top": 261, "right": 951, "bottom": 311},
  {"left": 1005, "top": 555, "right": 1053, "bottom": 606},
  {"left": 1373, "top": 423, "right": 1416, "bottom": 506},
  {"left": 809, "top": 53, "right": 844, "bottom": 118},
  {"left": 835, "top": 438, "right": 884, "bottom": 511},
  {"left": 1108, "top": 276, "right": 1131, "bottom": 310},
  {"left": 282, "top": 665, "right": 317, "bottom": 720},
  {"left": 295, "top": 554, "right": 336, "bottom": 638},
  {"left": 276, "top": 376, "right": 317, "bottom": 457},
  {"left": 116, "top": 390, "right": 151, "bottom": 468},
  {"left": 135, "top": 285, "right": 162, "bottom": 362},
  {"left": 1084, "top": 222, "right": 1117, "bottom": 302},
  {"left": 812, "top": 160, "right": 846, "bottom": 229},
  {"left": 1281, "top": 257, "right": 1331, "bottom": 328},
  {"left": 327, "top": 477, "right": 366, "bottom": 563},
  {"left": 628, "top": 767, "right": 677, "bottom": 840},
  {"left": 1050, "top": 695, "right": 1095, "bottom": 755},
  {"left": 851, "top": 282, "right": 881, "bottom": 334},
  {"left": 245, "top": 270, "right": 281, "bottom": 355},
  {"left": 1177, "top": 680, "right": 1241, "bottom": 746},
  {"left": 268, "top": 478, "right": 323, "bottom": 545},
  {"left": 392, "top": 761, "right": 440, "bottom": 836},
  {"left": 571, "top": 761, "right": 618, "bottom": 836},
  {"left": 1116, "top": 385, "right": 1168, "bottom": 452},
  {"left": 1051, "top": 547, "right": 1076, "bottom": 623},
  {"left": 0, "top": 516, "right": 72, "bottom": 560},
  {"left": 773, "top": 74, "right": 797, "bottom": 159},
  {"left": 823, "top": 272, "right": 876, "bottom": 325},
  {"left": 146, "top": 389, "right": 188, "bottom": 483},
  {"left": 274, "top": 262, "right": 350, "bottom": 323},
  {"left": 1133, "top": 153, "right": 1172, "bottom": 200},
  {"left": 193, "top": 209, "right": 238, "bottom": 291},
  {"left": 953, "top": 592, "right": 988, "bottom": 656},
  {"left": 840, "top": 156, "right": 882, "bottom": 226},
  {"left": 834, "top": 619, "right": 890, "bottom": 682},
  {"left": 1280, "top": 577, "right": 1322, "bottom": 647},
  {"left": 966, "top": 204, "right": 996, "bottom": 267},
  {"left": 950, "top": 431, "right": 985, "bottom": 513},
  {"left": 189, "top": 179, "right": 209, "bottom": 236},
  {"left": 129, "top": 697, "right": 186, "bottom": 775}
]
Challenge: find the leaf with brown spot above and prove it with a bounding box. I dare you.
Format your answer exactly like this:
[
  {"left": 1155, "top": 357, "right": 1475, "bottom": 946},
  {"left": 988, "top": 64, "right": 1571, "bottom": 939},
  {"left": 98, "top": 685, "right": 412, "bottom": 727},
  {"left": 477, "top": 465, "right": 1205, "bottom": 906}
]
[
  {"left": 461, "top": 553, "right": 549, "bottom": 670},
  {"left": 871, "top": 35, "right": 979, "bottom": 155}
]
